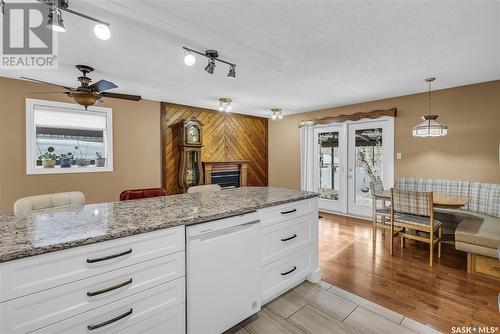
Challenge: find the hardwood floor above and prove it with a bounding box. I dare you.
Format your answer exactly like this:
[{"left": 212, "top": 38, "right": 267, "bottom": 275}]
[{"left": 319, "top": 213, "right": 500, "bottom": 332}]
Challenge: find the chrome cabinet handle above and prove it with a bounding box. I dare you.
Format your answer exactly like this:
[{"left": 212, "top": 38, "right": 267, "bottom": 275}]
[
  {"left": 281, "top": 266, "right": 297, "bottom": 276},
  {"left": 87, "top": 249, "right": 132, "bottom": 263},
  {"left": 87, "top": 278, "right": 133, "bottom": 297},
  {"left": 87, "top": 308, "right": 133, "bottom": 330},
  {"left": 281, "top": 209, "right": 297, "bottom": 215},
  {"left": 281, "top": 234, "right": 297, "bottom": 242}
]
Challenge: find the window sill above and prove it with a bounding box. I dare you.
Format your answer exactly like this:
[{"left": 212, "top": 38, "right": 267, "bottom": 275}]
[{"left": 27, "top": 166, "right": 113, "bottom": 175}]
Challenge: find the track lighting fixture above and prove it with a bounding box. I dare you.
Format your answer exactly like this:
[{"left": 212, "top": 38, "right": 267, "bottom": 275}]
[
  {"left": 184, "top": 52, "right": 196, "bottom": 66},
  {"left": 205, "top": 59, "right": 216, "bottom": 74},
  {"left": 219, "top": 98, "right": 233, "bottom": 112},
  {"left": 227, "top": 65, "right": 236, "bottom": 79},
  {"left": 183, "top": 47, "right": 236, "bottom": 78},
  {"left": 28, "top": 1, "right": 111, "bottom": 39},
  {"left": 271, "top": 108, "right": 283, "bottom": 120},
  {"left": 94, "top": 23, "right": 111, "bottom": 40},
  {"left": 47, "top": 7, "right": 66, "bottom": 32}
]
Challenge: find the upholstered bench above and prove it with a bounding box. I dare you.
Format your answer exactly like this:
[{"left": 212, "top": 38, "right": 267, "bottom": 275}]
[{"left": 396, "top": 177, "right": 500, "bottom": 279}]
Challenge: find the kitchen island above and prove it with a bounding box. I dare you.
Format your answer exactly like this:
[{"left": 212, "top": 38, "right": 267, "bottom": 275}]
[{"left": 0, "top": 187, "right": 319, "bottom": 333}]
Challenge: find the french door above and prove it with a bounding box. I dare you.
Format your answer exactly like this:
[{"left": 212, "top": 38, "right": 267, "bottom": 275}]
[{"left": 305, "top": 118, "right": 394, "bottom": 218}]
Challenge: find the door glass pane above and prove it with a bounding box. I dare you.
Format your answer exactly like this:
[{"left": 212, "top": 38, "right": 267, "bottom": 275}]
[
  {"left": 318, "top": 131, "right": 340, "bottom": 200},
  {"left": 354, "top": 128, "right": 383, "bottom": 206}
]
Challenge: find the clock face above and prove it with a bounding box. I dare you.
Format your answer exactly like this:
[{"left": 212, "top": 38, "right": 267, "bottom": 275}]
[{"left": 187, "top": 125, "right": 200, "bottom": 144}]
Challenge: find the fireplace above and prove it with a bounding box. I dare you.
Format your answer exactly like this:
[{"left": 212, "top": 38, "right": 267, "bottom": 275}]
[
  {"left": 202, "top": 161, "right": 248, "bottom": 189},
  {"left": 211, "top": 171, "right": 240, "bottom": 189}
]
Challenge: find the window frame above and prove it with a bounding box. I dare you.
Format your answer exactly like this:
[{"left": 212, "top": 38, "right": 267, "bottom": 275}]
[{"left": 26, "top": 98, "right": 114, "bottom": 175}]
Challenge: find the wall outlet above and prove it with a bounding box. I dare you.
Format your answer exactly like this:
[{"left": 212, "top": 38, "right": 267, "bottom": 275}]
[{"left": 396, "top": 152, "right": 402, "bottom": 160}]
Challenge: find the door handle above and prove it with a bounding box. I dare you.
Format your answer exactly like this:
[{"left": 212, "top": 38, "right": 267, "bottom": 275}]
[
  {"left": 281, "top": 234, "right": 297, "bottom": 242},
  {"left": 281, "top": 209, "right": 297, "bottom": 215},
  {"left": 87, "top": 278, "right": 133, "bottom": 297},
  {"left": 87, "top": 308, "right": 133, "bottom": 330},
  {"left": 281, "top": 266, "right": 297, "bottom": 276},
  {"left": 87, "top": 249, "right": 132, "bottom": 264}
]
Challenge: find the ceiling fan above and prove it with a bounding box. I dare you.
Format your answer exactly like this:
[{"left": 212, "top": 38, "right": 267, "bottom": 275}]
[{"left": 22, "top": 65, "right": 142, "bottom": 109}]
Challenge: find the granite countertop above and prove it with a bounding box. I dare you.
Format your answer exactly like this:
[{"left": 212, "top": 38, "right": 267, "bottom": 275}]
[{"left": 0, "top": 187, "right": 318, "bottom": 263}]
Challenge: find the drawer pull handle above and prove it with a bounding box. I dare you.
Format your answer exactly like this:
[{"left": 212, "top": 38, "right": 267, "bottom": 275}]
[
  {"left": 87, "top": 308, "right": 133, "bottom": 331},
  {"left": 281, "top": 266, "right": 297, "bottom": 276},
  {"left": 87, "top": 278, "right": 133, "bottom": 297},
  {"left": 281, "top": 208, "right": 297, "bottom": 215},
  {"left": 281, "top": 234, "right": 298, "bottom": 242},
  {"left": 86, "top": 249, "right": 132, "bottom": 264}
]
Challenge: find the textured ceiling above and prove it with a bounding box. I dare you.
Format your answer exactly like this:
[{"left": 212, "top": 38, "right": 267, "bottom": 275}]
[{"left": 2, "top": 0, "right": 499, "bottom": 117}]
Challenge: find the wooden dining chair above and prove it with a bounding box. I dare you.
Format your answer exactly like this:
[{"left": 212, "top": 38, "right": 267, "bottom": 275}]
[
  {"left": 390, "top": 188, "right": 443, "bottom": 266},
  {"left": 369, "top": 179, "right": 392, "bottom": 245}
]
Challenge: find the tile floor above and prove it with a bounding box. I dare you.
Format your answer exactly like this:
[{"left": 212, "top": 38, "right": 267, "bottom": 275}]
[{"left": 227, "top": 280, "right": 442, "bottom": 334}]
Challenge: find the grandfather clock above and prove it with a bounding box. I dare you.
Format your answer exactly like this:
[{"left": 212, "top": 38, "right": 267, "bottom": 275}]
[{"left": 178, "top": 117, "right": 203, "bottom": 192}]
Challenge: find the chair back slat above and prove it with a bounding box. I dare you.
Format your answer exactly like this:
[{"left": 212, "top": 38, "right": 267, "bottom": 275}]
[
  {"left": 369, "top": 179, "right": 384, "bottom": 195},
  {"left": 391, "top": 189, "right": 432, "bottom": 217}
]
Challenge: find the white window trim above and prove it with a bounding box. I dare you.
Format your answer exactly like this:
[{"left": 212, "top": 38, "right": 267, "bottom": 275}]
[{"left": 26, "top": 98, "right": 113, "bottom": 175}]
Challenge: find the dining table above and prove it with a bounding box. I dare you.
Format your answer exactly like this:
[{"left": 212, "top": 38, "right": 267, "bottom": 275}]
[{"left": 374, "top": 189, "right": 470, "bottom": 209}]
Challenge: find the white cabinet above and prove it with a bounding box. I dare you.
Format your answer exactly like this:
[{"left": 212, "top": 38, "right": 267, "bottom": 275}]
[
  {"left": 258, "top": 198, "right": 320, "bottom": 304},
  {"left": 0, "top": 226, "right": 186, "bottom": 334},
  {"left": 0, "top": 226, "right": 184, "bottom": 302}
]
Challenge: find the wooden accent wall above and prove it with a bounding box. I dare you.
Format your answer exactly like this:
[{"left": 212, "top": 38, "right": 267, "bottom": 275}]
[{"left": 161, "top": 102, "right": 268, "bottom": 194}]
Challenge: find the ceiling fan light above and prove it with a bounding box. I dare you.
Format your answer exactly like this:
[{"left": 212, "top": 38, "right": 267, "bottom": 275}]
[
  {"left": 94, "top": 24, "right": 111, "bottom": 40},
  {"left": 227, "top": 65, "right": 236, "bottom": 79},
  {"left": 205, "top": 59, "right": 216, "bottom": 74},
  {"left": 184, "top": 52, "right": 196, "bottom": 66},
  {"left": 47, "top": 8, "right": 66, "bottom": 32}
]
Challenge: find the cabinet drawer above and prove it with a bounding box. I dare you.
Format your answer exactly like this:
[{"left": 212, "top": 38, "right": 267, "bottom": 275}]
[
  {"left": 117, "top": 302, "right": 185, "bottom": 334},
  {"left": 32, "top": 277, "right": 185, "bottom": 334},
  {"left": 0, "top": 226, "right": 184, "bottom": 302},
  {"left": 0, "top": 251, "right": 185, "bottom": 334},
  {"left": 261, "top": 215, "right": 312, "bottom": 265},
  {"left": 258, "top": 199, "right": 315, "bottom": 227},
  {"left": 261, "top": 247, "right": 312, "bottom": 303}
]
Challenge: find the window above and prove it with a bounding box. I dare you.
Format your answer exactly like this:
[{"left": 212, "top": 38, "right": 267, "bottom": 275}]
[{"left": 26, "top": 98, "right": 113, "bottom": 174}]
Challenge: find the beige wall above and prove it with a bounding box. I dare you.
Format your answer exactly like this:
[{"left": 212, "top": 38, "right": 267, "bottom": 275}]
[
  {"left": 0, "top": 77, "right": 161, "bottom": 214},
  {"left": 269, "top": 80, "right": 500, "bottom": 189}
]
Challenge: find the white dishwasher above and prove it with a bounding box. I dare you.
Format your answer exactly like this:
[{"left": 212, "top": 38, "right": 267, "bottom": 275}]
[{"left": 187, "top": 212, "right": 261, "bottom": 334}]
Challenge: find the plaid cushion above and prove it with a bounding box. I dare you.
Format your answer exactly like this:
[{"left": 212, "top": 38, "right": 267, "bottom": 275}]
[
  {"left": 392, "top": 189, "right": 431, "bottom": 216},
  {"left": 396, "top": 177, "right": 500, "bottom": 218},
  {"left": 395, "top": 214, "right": 442, "bottom": 228},
  {"left": 370, "top": 180, "right": 384, "bottom": 194}
]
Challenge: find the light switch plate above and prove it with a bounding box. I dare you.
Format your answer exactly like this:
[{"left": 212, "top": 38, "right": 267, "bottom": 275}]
[{"left": 396, "top": 152, "right": 402, "bottom": 160}]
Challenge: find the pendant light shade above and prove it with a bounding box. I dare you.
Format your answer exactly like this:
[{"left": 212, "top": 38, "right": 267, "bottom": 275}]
[
  {"left": 412, "top": 115, "right": 448, "bottom": 137},
  {"left": 412, "top": 77, "right": 447, "bottom": 137}
]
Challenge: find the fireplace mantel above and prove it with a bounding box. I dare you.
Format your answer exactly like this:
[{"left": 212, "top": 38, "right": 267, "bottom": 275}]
[{"left": 202, "top": 161, "right": 249, "bottom": 188}]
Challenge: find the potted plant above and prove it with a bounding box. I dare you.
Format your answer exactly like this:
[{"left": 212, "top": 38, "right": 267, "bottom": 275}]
[
  {"left": 95, "top": 152, "right": 106, "bottom": 167},
  {"left": 59, "top": 152, "right": 73, "bottom": 168},
  {"left": 39, "top": 147, "right": 58, "bottom": 168}
]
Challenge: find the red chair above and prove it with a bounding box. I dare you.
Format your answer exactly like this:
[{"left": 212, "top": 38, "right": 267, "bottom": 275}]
[{"left": 119, "top": 188, "right": 167, "bottom": 201}]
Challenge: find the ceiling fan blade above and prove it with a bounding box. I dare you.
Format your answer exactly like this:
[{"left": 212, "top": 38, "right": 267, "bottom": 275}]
[
  {"left": 27, "top": 92, "right": 66, "bottom": 94},
  {"left": 95, "top": 98, "right": 104, "bottom": 106},
  {"left": 100, "top": 92, "right": 142, "bottom": 101},
  {"left": 21, "top": 77, "right": 75, "bottom": 91},
  {"left": 88, "top": 79, "right": 118, "bottom": 92}
]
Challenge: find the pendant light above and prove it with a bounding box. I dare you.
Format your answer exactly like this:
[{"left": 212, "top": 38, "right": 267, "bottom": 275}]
[{"left": 412, "top": 77, "right": 448, "bottom": 137}]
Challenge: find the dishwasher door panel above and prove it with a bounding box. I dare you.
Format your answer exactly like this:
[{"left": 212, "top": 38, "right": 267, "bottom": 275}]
[{"left": 187, "top": 214, "right": 261, "bottom": 334}]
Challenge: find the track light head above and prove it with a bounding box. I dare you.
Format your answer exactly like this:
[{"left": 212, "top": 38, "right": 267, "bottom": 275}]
[
  {"left": 184, "top": 52, "right": 196, "bottom": 66},
  {"left": 205, "top": 59, "right": 216, "bottom": 74},
  {"left": 47, "top": 8, "right": 66, "bottom": 32},
  {"left": 227, "top": 65, "right": 236, "bottom": 79},
  {"left": 94, "top": 23, "right": 111, "bottom": 40}
]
